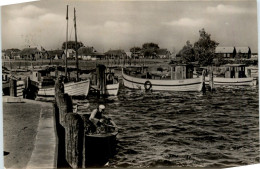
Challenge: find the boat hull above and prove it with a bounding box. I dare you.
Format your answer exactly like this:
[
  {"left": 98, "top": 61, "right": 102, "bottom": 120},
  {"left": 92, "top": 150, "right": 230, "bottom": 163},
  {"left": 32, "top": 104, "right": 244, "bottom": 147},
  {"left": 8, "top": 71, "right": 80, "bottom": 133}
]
[
  {"left": 105, "top": 83, "right": 120, "bottom": 96},
  {"left": 37, "top": 80, "right": 90, "bottom": 96},
  {"left": 205, "top": 77, "right": 255, "bottom": 86},
  {"left": 84, "top": 131, "right": 117, "bottom": 166},
  {"left": 122, "top": 69, "right": 203, "bottom": 92}
]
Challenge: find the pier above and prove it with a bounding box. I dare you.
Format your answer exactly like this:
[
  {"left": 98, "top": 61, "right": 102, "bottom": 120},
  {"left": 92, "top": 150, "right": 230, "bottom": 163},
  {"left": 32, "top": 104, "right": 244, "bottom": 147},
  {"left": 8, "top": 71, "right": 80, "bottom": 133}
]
[{"left": 3, "top": 97, "right": 57, "bottom": 169}]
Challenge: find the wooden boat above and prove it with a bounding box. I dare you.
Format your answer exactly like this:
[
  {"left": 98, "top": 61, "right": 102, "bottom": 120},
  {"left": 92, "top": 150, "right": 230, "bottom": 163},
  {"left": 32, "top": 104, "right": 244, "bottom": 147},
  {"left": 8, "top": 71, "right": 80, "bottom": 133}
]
[
  {"left": 84, "top": 129, "right": 118, "bottom": 166},
  {"left": 37, "top": 80, "right": 90, "bottom": 97},
  {"left": 122, "top": 64, "right": 204, "bottom": 92},
  {"left": 35, "top": 6, "right": 91, "bottom": 97},
  {"left": 205, "top": 64, "right": 255, "bottom": 86},
  {"left": 90, "top": 66, "right": 120, "bottom": 96},
  {"left": 105, "top": 82, "right": 120, "bottom": 96},
  {"left": 77, "top": 112, "right": 118, "bottom": 166}
]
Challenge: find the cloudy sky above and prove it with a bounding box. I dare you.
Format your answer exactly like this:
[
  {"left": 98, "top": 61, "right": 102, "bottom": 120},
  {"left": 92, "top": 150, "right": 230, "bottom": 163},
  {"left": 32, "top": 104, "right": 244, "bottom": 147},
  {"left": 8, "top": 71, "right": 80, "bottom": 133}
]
[{"left": 1, "top": 0, "right": 258, "bottom": 53}]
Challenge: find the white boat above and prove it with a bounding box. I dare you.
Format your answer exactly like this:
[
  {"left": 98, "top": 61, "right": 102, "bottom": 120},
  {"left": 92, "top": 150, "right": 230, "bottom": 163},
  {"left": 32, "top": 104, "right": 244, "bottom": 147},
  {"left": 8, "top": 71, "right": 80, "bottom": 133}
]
[
  {"left": 105, "top": 83, "right": 120, "bottom": 96},
  {"left": 205, "top": 64, "right": 255, "bottom": 86},
  {"left": 90, "top": 66, "right": 120, "bottom": 96},
  {"left": 36, "top": 7, "right": 91, "bottom": 97},
  {"left": 91, "top": 82, "right": 120, "bottom": 96},
  {"left": 122, "top": 64, "right": 204, "bottom": 92},
  {"left": 38, "top": 80, "right": 90, "bottom": 97},
  {"left": 205, "top": 76, "right": 254, "bottom": 86}
]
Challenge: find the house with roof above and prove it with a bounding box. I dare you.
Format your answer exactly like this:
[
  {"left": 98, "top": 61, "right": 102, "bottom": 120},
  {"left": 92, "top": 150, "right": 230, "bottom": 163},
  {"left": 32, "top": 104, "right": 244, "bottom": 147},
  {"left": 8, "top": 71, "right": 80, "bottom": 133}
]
[
  {"left": 215, "top": 46, "right": 252, "bottom": 59},
  {"left": 125, "top": 52, "right": 132, "bottom": 59},
  {"left": 64, "top": 49, "right": 76, "bottom": 59},
  {"left": 20, "top": 47, "right": 42, "bottom": 60},
  {"left": 47, "top": 50, "right": 65, "bottom": 60},
  {"left": 105, "top": 49, "right": 127, "bottom": 59},
  {"left": 235, "top": 47, "right": 251, "bottom": 59},
  {"left": 2, "top": 48, "right": 21, "bottom": 59},
  {"left": 215, "top": 47, "right": 236, "bottom": 58},
  {"left": 156, "top": 49, "right": 171, "bottom": 59},
  {"left": 77, "top": 46, "right": 105, "bottom": 60}
]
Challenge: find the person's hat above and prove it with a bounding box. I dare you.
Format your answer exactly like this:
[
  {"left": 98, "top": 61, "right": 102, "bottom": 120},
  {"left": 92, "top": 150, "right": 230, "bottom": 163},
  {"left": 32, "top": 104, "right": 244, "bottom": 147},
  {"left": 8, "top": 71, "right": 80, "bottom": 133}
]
[{"left": 99, "top": 105, "right": 105, "bottom": 110}]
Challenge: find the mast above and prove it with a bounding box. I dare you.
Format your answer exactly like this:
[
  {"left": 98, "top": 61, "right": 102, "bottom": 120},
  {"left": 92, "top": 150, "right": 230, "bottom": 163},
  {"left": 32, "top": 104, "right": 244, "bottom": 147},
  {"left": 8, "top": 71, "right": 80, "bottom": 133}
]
[
  {"left": 74, "top": 7, "right": 79, "bottom": 81},
  {"left": 65, "top": 5, "right": 68, "bottom": 80}
]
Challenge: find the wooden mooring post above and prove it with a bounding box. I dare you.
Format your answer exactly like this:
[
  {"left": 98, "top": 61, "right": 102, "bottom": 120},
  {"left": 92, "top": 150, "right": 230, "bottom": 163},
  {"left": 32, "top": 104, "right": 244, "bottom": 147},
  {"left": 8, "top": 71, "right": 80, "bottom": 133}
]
[
  {"left": 9, "top": 79, "right": 17, "bottom": 97},
  {"left": 96, "top": 64, "right": 106, "bottom": 95},
  {"left": 54, "top": 74, "right": 116, "bottom": 168},
  {"left": 209, "top": 70, "right": 214, "bottom": 91},
  {"left": 208, "top": 67, "right": 215, "bottom": 92}
]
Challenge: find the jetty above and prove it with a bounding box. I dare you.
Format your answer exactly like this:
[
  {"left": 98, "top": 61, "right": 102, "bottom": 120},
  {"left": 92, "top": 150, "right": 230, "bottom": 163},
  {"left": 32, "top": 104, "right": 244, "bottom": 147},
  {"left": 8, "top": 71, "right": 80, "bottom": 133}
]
[{"left": 3, "top": 96, "right": 57, "bottom": 169}]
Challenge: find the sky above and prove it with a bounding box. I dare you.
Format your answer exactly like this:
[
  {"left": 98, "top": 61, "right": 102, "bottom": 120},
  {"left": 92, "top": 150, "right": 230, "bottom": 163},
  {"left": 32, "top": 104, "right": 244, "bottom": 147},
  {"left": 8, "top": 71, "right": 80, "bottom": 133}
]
[{"left": 1, "top": 0, "right": 258, "bottom": 53}]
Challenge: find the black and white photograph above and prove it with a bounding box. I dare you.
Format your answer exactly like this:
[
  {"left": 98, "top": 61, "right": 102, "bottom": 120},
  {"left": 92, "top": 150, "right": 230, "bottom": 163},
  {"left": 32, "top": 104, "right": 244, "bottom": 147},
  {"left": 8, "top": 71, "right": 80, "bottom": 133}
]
[{"left": 1, "top": 0, "right": 259, "bottom": 168}]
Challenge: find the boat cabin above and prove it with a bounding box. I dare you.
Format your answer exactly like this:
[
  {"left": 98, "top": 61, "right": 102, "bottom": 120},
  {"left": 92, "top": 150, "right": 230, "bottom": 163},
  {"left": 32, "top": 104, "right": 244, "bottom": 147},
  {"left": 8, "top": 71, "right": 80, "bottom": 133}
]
[
  {"left": 169, "top": 64, "right": 194, "bottom": 80},
  {"left": 224, "top": 64, "right": 246, "bottom": 78},
  {"left": 30, "top": 69, "right": 55, "bottom": 88},
  {"left": 30, "top": 70, "right": 51, "bottom": 82}
]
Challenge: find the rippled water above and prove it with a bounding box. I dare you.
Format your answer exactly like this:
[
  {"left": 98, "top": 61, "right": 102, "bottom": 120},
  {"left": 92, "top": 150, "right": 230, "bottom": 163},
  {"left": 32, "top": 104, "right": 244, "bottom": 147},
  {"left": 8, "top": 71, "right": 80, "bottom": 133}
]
[{"left": 74, "top": 84, "right": 259, "bottom": 168}]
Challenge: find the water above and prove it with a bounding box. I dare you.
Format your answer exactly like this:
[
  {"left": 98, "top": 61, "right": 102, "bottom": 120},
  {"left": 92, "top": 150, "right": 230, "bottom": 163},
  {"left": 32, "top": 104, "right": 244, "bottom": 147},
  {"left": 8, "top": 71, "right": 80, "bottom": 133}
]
[{"left": 72, "top": 85, "right": 259, "bottom": 168}]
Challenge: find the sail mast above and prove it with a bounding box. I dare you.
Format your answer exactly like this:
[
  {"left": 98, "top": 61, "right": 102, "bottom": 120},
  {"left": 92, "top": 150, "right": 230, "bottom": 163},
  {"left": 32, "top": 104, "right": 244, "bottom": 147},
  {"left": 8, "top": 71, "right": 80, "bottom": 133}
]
[
  {"left": 65, "top": 5, "right": 68, "bottom": 80},
  {"left": 74, "top": 7, "right": 79, "bottom": 81}
]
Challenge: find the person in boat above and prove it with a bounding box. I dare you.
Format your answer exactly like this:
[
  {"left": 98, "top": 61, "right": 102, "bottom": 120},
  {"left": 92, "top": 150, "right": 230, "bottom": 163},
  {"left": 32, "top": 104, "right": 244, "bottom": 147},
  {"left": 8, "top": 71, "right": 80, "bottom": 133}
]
[
  {"left": 89, "top": 104, "right": 106, "bottom": 127},
  {"left": 89, "top": 105, "right": 114, "bottom": 133}
]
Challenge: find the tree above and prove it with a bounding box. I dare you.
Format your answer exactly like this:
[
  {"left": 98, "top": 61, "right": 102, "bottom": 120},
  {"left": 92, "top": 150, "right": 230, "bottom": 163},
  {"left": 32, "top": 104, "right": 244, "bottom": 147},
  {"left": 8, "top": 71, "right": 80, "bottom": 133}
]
[
  {"left": 62, "top": 41, "right": 84, "bottom": 50},
  {"left": 130, "top": 47, "right": 142, "bottom": 53},
  {"left": 193, "top": 28, "right": 219, "bottom": 66},
  {"left": 142, "top": 42, "right": 160, "bottom": 58},
  {"left": 178, "top": 41, "right": 195, "bottom": 63}
]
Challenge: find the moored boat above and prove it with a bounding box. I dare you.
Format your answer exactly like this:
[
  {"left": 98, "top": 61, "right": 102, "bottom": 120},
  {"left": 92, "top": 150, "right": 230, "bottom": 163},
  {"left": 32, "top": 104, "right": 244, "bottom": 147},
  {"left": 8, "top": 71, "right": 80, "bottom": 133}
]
[
  {"left": 33, "top": 6, "right": 91, "bottom": 97},
  {"left": 77, "top": 111, "right": 118, "bottom": 166},
  {"left": 105, "top": 82, "right": 120, "bottom": 96},
  {"left": 84, "top": 121, "right": 118, "bottom": 166},
  {"left": 122, "top": 64, "right": 204, "bottom": 92},
  {"left": 38, "top": 80, "right": 90, "bottom": 97},
  {"left": 90, "top": 66, "right": 120, "bottom": 96},
  {"left": 205, "top": 64, "right": 255, "bottom": 86}
]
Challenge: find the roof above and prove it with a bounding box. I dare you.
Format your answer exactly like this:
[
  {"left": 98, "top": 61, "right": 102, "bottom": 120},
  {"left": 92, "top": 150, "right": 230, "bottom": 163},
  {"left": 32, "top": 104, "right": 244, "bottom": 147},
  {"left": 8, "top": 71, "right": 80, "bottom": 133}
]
[
  {"left": 47, "top": 50, "right": 64, "bottom": 57},
  {"left": 215, "top": 47, "right": 235, "bottom": 53},
  {"left": 20, "top": 48, "right": 40, "bottom": 55},
  {"left": 3, "top": 48, "right": 21, "bottom": 55},
  {"left": 92, "top": 52, "right": 104, "bottom": 56},
  {"left": 236, "top": 47, "right": 250, "bottom": 53},
  {"left": 105, "top": 49, "right": 126, "bottom": 56}
]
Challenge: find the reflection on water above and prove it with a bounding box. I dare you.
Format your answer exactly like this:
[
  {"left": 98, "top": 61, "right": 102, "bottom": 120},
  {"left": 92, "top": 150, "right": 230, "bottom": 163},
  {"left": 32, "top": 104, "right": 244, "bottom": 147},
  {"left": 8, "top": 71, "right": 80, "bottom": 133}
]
[{"left": 45, "top": 84, "right": 260, "bottom": 168}]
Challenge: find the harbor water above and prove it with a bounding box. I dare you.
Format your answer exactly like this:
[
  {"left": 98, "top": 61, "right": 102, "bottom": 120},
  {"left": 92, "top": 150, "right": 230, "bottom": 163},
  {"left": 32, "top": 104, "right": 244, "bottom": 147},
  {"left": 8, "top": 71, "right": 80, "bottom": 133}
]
[{"left": 73, "top": 84, "right": 259, "bottom": 168}]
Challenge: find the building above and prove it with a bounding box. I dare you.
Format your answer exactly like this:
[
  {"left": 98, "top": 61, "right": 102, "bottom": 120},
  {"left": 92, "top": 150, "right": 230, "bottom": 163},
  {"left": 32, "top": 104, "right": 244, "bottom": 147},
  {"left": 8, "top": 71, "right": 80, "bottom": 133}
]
[
  {"left": 47, "top": 50, "right": 65, "bottom": 60},
  {"left": 215, "top": 46, "right": 251, "bottom": 59},
  {"left": 125, "top": 52, "right": 132, "bottom": 59},
  {"left": 20, "top": 47, "right": 41, "bottom": 60},
  {"left": 235, "top": 47, "right": 251, "bottom": 59},
  {"left": 105, "top": 49, "right": 127, "bottom": 59},
  {"left": 215, "top": 47, "right": 236, "bottom": 58},
  {"left": 65, "top": 49, "right": 76, "bottom": 59},
  {"left": 2, "top": 48, "right": 21, "bottom": 59}
]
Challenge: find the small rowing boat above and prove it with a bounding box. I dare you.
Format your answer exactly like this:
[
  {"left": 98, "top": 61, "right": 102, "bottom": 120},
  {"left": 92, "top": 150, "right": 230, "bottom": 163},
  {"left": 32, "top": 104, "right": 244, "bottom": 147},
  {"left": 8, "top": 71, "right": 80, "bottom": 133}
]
[{"left": 38, "top": 80, "right": 90, "bottom": 97}]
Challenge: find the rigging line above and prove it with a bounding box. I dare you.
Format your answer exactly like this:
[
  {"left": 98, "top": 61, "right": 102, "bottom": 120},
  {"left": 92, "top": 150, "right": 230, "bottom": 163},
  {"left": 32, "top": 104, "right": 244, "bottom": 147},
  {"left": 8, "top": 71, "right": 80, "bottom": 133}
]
[
  {"left": 69, "top": 24, "right": 73, "bottom": 41},
  {"left": 57, "top": 23, "right": 66, "bottom": 50}
]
